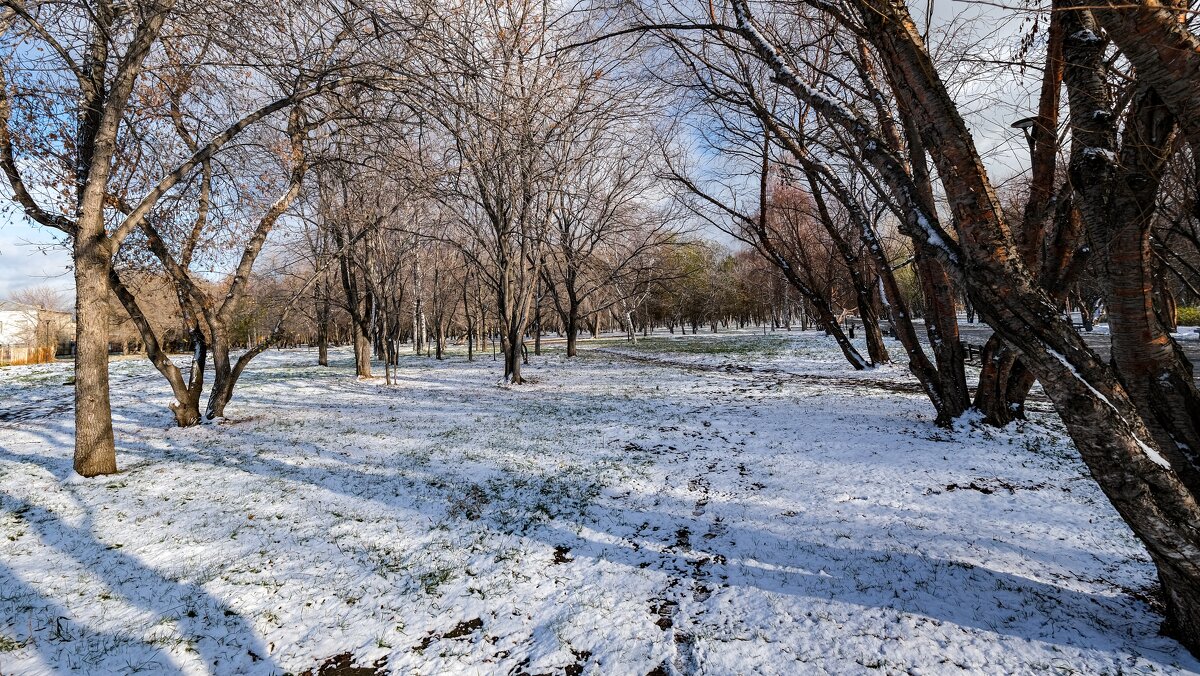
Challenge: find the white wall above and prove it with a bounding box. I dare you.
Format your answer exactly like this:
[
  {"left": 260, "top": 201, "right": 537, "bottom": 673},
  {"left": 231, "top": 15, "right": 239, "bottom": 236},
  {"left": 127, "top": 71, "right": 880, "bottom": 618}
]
[{"left": 0, "top": 309, "right": 37, "bottom": 345}]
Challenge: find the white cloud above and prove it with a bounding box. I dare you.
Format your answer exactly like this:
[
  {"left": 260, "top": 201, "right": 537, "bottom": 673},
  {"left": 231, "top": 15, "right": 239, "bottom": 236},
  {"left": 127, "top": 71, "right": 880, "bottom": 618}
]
[{"left": 0, "top": 210, "right": 74, "bottom": 299}]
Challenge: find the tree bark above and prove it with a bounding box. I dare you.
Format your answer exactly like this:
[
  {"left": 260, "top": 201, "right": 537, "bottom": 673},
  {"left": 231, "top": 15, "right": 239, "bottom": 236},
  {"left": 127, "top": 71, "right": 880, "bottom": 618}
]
[
  {"left": 317, "top": 274, "right": 330, "bottom": 367},
  {"left": 72, "top": 234, "right": 117, "bottom": 476}
]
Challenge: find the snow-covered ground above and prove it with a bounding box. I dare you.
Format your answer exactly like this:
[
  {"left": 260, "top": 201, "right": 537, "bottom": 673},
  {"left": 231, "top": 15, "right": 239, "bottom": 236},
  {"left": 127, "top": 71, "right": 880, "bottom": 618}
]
[{"left": 1, "top": 331, "right": 1197, "bottom": 674}]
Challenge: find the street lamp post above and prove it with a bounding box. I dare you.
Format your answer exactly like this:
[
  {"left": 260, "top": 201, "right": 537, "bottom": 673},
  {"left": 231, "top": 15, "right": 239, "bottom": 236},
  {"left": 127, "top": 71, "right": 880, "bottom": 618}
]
[{"left": 1011, "top": 116, "right": 1038, "bottom": 160}]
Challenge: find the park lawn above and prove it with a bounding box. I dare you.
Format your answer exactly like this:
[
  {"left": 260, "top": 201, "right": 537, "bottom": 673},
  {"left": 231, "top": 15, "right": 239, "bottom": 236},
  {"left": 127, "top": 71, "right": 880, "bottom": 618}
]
[{"left": 0, "top": 331, "right": 1196, "bottom": 674}]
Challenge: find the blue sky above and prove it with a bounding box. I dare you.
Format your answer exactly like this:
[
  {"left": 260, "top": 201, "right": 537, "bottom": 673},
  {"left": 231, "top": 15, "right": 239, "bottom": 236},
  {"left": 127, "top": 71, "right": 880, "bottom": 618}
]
[{"left": 0, "top": 0, "right": 1032, "bottom": 300}]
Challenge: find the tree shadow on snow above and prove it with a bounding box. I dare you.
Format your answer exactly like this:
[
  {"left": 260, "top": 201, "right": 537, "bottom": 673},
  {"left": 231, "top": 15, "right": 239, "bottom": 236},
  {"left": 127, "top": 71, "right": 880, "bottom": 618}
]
[
  {"left": 2, "top": 352, "right": 1197, "bottom": 671},
  {"left": 61, "top": 427, "right": 1195, "bottom": 671},
  {"left": 0, "top": 488, "right": 282, "bottom": 675}
]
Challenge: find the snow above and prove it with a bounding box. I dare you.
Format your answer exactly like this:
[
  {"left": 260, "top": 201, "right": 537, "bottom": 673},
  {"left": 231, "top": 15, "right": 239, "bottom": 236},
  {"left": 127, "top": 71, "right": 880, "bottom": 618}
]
[
  {"left": 1, "top": 332, "right": 1197, "bottom": 674},
  {"left": 1082, "top": 147, "right": 1118, "bottom": 163}
]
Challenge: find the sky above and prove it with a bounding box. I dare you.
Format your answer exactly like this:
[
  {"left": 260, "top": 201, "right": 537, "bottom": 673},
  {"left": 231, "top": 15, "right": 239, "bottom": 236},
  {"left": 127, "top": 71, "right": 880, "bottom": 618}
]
[
  {"left": 0, "top": 0, "right": 1033, "bottom": 300},
  {"left": 0, "top": 209, "right": 73, "bottom": 298}
]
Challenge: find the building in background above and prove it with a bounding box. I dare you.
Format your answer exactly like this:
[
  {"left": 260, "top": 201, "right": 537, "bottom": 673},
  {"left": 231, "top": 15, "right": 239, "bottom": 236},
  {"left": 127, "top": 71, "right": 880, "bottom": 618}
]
[{"left": 0, "top": 300, "right": 74, "bottom": 365}]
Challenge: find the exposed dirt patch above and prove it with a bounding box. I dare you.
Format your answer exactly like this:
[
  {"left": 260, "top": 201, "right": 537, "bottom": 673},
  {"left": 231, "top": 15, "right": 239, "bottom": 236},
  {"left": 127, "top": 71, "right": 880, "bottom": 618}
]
[
  {"left": 301, "top": 653, "right": 387, "bottom": 676},
  {"left": 415, "top": 617, "right": 484, "bottom": 651},
  {"left": 552, "top": 545, "right": 573, "bottom": 564}
]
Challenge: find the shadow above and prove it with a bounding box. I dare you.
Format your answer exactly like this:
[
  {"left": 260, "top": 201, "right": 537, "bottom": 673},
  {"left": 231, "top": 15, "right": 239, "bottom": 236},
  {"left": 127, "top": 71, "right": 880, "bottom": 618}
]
[
  {"left": 2, "top": 339, "right": 1197, "bottom": 672},
  {"left": 52, "top": 422, "right": 1191, "bottom": 671},
  {"left": 0, "top": 490, "right": 282, "bottom": 675},
  {"left": 0, "top": 562, "right": 185, "bottom": 673}
]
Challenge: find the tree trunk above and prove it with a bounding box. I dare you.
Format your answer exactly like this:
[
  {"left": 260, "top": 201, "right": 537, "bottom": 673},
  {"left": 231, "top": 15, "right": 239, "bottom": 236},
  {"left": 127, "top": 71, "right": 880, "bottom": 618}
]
[
  {"left": 353, "top": 327, "right": 372, "bottom": 378},
  {"left": 566, "top": 325, "right": 578, "bottom": 357},
  {"left": 72, "top": 241, "right": 118, "bottom": 476},
  {"left": 566, "top": 295, "right": 581, "bottom": 357},
  {"left": 467, "top": 318, "right": 474, "bottom": 361},
  {"left": 316, "top": 277, "right": 330, "bottom": 367},
  {"left": 1061, "top": 5, "right": 1200, "bottom": 494},
  {"left": 859, "top": 293, "right": 889, "bottom": 366}
]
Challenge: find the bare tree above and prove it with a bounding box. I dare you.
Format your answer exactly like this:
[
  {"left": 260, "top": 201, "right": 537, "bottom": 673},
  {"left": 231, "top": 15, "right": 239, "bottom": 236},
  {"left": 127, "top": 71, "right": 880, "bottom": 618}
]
[{"left": 0, "top": 0, "right": 364, "bottom": 473}]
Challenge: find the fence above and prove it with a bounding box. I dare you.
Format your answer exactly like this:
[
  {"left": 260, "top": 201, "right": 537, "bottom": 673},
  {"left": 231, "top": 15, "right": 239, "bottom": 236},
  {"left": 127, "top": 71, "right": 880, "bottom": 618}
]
[{"left": 0, "top": 345, "right": 56, "bottom": 366}]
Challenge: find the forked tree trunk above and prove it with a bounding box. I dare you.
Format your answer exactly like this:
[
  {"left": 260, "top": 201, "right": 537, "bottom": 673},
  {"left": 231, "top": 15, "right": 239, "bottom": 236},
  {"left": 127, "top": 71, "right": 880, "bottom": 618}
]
[
  {"left": 1061, "top": 5, "right": 1200, "bottom": 495},
  {"left": 502, "top": 330, "right": 523, "bottom": 383},
  {"left": 973, "top": 336, "right": 1036, "bottom": 426},
  {"left": 857, "top": 54, "right": 972, "bottom": 407}
]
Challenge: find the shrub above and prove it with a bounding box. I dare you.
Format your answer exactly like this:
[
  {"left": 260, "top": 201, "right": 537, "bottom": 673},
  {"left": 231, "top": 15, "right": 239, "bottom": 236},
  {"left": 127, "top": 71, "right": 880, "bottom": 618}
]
[{"left": 1177, "top": 306, "right": 1200, "bottom": 327}]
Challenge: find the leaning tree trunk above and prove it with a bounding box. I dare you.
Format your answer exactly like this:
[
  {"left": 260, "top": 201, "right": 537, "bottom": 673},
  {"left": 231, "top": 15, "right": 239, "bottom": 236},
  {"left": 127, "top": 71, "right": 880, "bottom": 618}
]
[
  {"left": 808, "top": 173, "right": 889, "bottom": 365},
  {"left": 844, "top": 0, "right": 1200, "bottom": 652},
  {"left": 1087, "top": 0, "right": 1200, "bottom": 158},
  {"left": 772, "top": 125, "right": 955, "bottom": 420},
  {"left": 905, "top": 129, "right": 971, "bottom": 416},
  {"left": 108, "top": 268, "right": 206, "bottom": 427},
  {"left": 863, "top": 70, "right": 972, "bottom": 411},
  {"left": 810, "top": 297, "right": 869, "bottom": 370}
]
